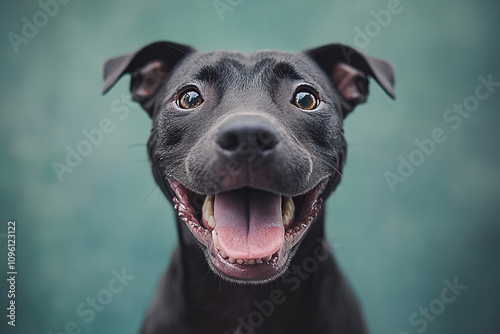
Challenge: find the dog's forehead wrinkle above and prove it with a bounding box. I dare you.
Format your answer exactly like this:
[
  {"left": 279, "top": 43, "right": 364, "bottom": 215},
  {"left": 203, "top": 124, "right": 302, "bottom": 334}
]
[{"left": 182, "top": 50, "right": 313, "bottom": 86}]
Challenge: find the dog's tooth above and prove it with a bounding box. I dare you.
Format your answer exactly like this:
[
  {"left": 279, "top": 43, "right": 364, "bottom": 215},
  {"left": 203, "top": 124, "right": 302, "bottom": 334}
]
[
  {"left": 208, "top": 216, "right": 216, "bottom": 229},
  {"left": 212, "top": 230, "right": 220, "bottom": 249},
  {"left": 283, "top": 213, "right": 291, "bottom": 227},
  {"left": 282, "top": 196, "right": 295, "bottom": 227},
  {"left": 202, "top": 195, "right": 216, "bottom": 229},
  {"left": 237, "top": 259, "right": 244, "bottom": 264},
  {"left": 256, "top": 258, "right": 263, "bottom": 264},
  {"left": 220, "top": 250, "right": 227, "bottom": 259},
  {"left": 202, "top": 195, "right": 214, "bottom": 217},
  {"left": 247, "top": 259, "right": 256, "bottom": 265},
  {"left": 227, "top": 257, "right": 236, "bottom": 264},
  {"left": 288, "top": 197, "right": 295, "bottom": 214}
]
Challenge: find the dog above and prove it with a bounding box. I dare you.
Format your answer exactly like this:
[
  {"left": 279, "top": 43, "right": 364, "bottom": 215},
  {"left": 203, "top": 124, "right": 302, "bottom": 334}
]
[{"left": 102, "top": 41, "right": 395, "bottom": 334}]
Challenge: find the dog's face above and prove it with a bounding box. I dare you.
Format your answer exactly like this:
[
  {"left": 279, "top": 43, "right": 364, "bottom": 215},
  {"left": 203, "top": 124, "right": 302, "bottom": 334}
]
[{"left": 103, "top": 42, "right": 394, "bottom": 283}]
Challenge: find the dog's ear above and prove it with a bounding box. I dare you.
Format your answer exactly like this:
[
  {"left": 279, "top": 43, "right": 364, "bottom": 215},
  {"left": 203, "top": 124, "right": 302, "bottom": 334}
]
[
  {"left": 102, "top": 41, "right": 195, "bottom": 116},
  {"left": 306, "top": 44, "right": 395, "bottom": 117}
]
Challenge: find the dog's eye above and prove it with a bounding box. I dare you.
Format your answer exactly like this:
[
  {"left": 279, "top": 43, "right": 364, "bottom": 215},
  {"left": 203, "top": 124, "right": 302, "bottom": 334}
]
[
  {"left": 293, "top": 90, "right": 318, "bottom": 110},
  {"left": 178, "top": 90, "right": 203, "bottom": 109}
]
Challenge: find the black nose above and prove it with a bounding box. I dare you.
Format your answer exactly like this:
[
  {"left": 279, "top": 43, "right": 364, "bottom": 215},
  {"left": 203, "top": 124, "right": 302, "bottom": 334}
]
[{"left": 216, "top": 115, "right": 280, "bottom": 156}]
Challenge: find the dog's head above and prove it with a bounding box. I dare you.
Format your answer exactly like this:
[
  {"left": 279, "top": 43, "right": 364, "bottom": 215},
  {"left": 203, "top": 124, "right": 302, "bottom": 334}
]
[{"left": 103, "top": 41, "right": 394, "bottom": 283}]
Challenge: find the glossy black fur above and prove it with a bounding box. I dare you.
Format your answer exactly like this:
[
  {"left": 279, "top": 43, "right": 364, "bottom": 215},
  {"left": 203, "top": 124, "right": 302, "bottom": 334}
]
[{"left": 102, "top": 41, "right": 395, "bottom": 334}]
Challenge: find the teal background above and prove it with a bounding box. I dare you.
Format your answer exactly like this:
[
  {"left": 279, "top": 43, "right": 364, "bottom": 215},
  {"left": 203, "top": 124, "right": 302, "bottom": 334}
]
[{"left": 1, "top": 0, "right": 499, "bottom": 333}]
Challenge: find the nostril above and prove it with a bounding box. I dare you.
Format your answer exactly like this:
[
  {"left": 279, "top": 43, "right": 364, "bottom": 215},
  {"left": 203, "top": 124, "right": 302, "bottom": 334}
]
[
  {"left": 216, "top": 131, "right": 240, "bottom": 151},
  {"left": 255, "top": 129, "right": 279, "bottom": 151}
]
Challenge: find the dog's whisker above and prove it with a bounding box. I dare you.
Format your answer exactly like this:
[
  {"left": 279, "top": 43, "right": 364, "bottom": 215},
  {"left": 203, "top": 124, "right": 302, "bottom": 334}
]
[
  {"left": 323, "top": 162, "right": 344, "bottom": 181},
  {"left": 139, "top": 185, "right": 161, "bottom": 210},
  {"left": 332, "top": 166, "right": 344, "bottom": 181}
]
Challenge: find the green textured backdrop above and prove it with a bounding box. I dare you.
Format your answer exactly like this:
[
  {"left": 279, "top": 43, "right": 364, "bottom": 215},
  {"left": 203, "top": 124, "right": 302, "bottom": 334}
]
[{"left": 1, "top": 0, "right": 499, "bottom": 333}]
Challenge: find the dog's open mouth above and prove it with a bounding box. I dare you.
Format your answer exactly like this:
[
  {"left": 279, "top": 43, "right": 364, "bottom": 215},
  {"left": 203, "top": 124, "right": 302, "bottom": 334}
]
[{"left": 169, "top": 179, "right": 327, "bottom": 283}]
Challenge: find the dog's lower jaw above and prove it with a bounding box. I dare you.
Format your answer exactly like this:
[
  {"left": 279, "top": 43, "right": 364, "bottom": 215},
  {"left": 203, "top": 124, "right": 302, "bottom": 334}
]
[{"left": 140, "top": 210, "right": 367, "bottom": 334}]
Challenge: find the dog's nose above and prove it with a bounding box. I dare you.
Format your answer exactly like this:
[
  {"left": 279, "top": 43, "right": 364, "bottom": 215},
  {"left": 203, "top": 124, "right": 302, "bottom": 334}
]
[{"left": 215, "top": 115, "right": 280, "bottom": 156}]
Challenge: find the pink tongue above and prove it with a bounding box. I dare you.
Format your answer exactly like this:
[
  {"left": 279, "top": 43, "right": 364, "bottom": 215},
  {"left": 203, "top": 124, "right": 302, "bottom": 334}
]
[{"left": 213, "top": 188, "right": 284, "bottom": 260}]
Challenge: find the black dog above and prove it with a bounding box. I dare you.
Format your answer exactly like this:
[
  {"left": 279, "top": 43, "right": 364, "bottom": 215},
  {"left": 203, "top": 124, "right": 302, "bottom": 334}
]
[{"left": 103, "top": 41, "right": 394, "bottom": 334}]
